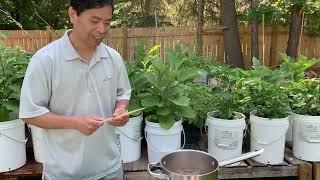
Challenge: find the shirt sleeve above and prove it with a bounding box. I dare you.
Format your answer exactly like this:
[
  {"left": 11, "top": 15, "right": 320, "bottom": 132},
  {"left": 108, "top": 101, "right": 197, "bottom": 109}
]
[
  {"left": 19, "top": 54, "right": 51, "bottom": 118},
  {"left": 116, "top": 54, "right": 131, "bottom": 101}
]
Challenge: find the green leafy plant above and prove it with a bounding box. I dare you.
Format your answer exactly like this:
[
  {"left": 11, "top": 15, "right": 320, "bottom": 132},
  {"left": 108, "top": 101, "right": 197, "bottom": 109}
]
[
  {"left": 289, "top": 79, "right": 320, "bottom": 116},
  {"left": 207, "top": 63, "right": 249, "bottom": 119},
  {"left": 125, "top": 42, "right": 159, "bottom": 116},
  {"left": 139, "top": 45, "right": 199, "bottom": 129},
  {"left": 183, "top": 83, "right": 214, "bottom": 129},
  {"left": 279, "top": 53, "right": 319, "bottom": 81},
  {"left": 243, "top": 78, "right": 290, "bottom": 119},
  {"left": 242, "top": 58, "right": 291, "bottom": 118},
  {"left": 0, "top": 43, "right": 30, "bottom": 122}
]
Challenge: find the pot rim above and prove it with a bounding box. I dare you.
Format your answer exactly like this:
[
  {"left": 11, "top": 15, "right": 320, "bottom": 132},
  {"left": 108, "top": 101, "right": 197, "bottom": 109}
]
[{"left": 159, "top": 149, "right": 219, "bottom": 177}]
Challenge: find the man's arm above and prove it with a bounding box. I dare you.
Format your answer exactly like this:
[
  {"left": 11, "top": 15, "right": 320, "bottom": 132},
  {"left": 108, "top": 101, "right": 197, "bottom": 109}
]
[
  {"left": 24, "top": 112, "right": 104, "bottom": 136},
  {"left": 114, "top": 99, "right": 129, "bottom": 110}
]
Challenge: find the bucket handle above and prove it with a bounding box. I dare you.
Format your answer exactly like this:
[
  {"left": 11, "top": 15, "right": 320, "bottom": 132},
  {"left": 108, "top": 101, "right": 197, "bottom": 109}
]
[
  {"left": 305, "top": 139, "right": 320, "bottom": 143},
  {"left": 144, "top": 128, "right": 186, "bottom": 153},
  {"left": 205, "top": 121, "right": 248, "bottom": 137},
  {"left": 116, "top": 128, "right": 143, "bottom": 142},
  {"left": 147, "top": 162, "right": 168, "bottom": 179},
  {"left": 27, "top": 125, "right": 43, "bottom": 141},
  {"left": 251, "top": 134, "right": 286, "bottom": 145},
  {"left": 0, "top": 131, "right": 28, "bottom": 144},
  {"left": 302, "top": 138, "right": 320, "bottom": 143}
]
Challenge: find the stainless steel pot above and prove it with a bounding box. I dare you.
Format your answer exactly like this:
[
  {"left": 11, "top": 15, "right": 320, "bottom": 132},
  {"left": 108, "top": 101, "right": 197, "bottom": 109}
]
[{"left": 147, "top": 149, "right": 264, "bottom": 180}]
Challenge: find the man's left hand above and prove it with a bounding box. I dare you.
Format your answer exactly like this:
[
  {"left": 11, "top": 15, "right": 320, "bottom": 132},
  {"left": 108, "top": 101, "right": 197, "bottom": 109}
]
[{"left": 107, "top": 106, "right": 129, "bottom": 126}]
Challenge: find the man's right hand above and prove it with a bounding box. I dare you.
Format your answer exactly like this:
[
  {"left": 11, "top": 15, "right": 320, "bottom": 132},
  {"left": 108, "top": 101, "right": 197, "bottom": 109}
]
[{"left": 73, "top": 115, "right": 104, "bottom": 136}]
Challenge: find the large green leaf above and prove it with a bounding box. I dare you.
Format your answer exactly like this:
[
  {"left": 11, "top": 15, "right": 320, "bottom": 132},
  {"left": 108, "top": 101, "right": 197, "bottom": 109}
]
[
  {"left": 169, "top": 96, "right": 190, "bottom": 106},
  {"left": 166, "top": 86, "right": 183, "bottom": 97},
  {"left": 179, "top": 106, "right": 196, "bottom": 119},
  {"left": 128, "top": 99, "right": 142, "bottom": 116},
  {"left": 156, "top": 107, "right": 171, "bottom": 116},
  {"left": 141, "top": 94, "right": 163, "bottom": 107},
  {"left": 158, "top": 114, "right": 176, "bottom": 129},
  {"left": 177, "top": 67, "right": 199, "bottom": 82}
]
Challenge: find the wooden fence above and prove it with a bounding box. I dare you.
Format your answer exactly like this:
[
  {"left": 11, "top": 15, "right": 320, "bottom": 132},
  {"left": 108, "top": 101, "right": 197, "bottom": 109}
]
[{"left": 1, "top": 26, "right": 320, "bottom": 68}]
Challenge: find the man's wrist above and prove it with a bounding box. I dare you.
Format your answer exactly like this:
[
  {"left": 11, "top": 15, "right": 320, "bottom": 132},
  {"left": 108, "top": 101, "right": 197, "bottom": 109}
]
[{"left": 118, "top": 104, "right": 128, "bottom": 111}]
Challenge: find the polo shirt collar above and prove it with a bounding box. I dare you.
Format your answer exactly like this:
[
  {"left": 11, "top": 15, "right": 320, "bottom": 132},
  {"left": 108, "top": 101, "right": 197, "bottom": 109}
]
[{"left": 61, "top": 29, "right": 110, "bottom": 61}]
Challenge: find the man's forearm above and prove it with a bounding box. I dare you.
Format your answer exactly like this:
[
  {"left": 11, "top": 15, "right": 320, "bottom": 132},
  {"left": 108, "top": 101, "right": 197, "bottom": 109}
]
[{"left": 23, "top": 112, "right": 77, "bottom": 129}]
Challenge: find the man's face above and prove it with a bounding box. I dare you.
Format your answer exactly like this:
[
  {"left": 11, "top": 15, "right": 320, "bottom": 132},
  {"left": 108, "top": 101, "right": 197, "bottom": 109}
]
[{"left": 69, "top": 5, "right": 112, "bottom": 48}]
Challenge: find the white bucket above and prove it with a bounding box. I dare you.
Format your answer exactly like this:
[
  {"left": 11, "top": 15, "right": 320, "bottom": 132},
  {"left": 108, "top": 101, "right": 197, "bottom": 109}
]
[
  {"left": 0, "top": 119, "right": 27, "bottom": 172},
  {"left": 115, "top": 114, "right": 143, "bottom": 163},
  {"left": 292, "top": 113, "right": 320, "bottom": 161},
  {"left": 145, "top": 117, "right": 184, "bottom": 163},
  {"left": 206, "top": 111, "right": 246, "bottom": 163},
  {"left": 250, "top": 113, "right": 289, "bottom": 164},
  {"left": 28, "top": 124, "right": 46, "bottom": 163}
]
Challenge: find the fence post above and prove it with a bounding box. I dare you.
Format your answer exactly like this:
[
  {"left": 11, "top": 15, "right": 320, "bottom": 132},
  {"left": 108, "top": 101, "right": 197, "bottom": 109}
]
[{"left": 122, "top": 26, "right": 128, "bottom": 60}]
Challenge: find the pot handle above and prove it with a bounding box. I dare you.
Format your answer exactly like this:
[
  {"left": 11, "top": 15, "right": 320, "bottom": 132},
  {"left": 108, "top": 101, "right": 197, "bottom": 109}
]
[
  {"left": 147, "top": 162, "right": 168, "bottom": 179},
  {"left": 219, "top": 149, "right": 264, "bottom": 167}
]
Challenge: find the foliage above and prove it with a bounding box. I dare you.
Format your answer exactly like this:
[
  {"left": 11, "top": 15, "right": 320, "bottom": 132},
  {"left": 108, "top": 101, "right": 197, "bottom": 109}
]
[
  {"left": 207, "top": 64, "right": 249, "bottom": 119},
  {"left": 289, "top": 79, "right": 320, "bottom": 116},
  {"left": 112, "top": 0, "right": 172, "bottom": 27},
  {"left": 240, "top": 54, "right": 318, "bottom": 119},
  {"left": 247, "top": 0, "right": 320, "bottom": 36},
  {"left": 139, "top": 45, "right": 200, "bottom": 129},
  {"left": 238, "top": 58, "right": 289, "bottom": 118},
  {"left": 0, "top": 43, "right": 30, "bottom": 122},
  {"left": 125, "top": 42, "right": 159, "bottom": 116},
  {"left": 0, "top": 0, "right": 69, "bottom": 30},
  {"left": 242, "top": 78, "right": 290, "bottom": 119},
  {"left": 279, "top": 53, "right": 319, "bottom": 81},
  {"left": 183, "top": 83, "right": 215, "bottom": 129}
]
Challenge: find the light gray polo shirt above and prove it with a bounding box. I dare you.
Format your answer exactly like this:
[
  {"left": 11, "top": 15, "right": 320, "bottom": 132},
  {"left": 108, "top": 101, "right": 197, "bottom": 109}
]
[{"left": 19, "top": 30, "right": 131, "bottom": 180}]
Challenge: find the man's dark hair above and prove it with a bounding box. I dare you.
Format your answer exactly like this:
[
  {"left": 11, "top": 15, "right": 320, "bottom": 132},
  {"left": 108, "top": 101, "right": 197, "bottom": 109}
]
[{"left": 70, "top": 0, "right": 114, "bottom": 16}]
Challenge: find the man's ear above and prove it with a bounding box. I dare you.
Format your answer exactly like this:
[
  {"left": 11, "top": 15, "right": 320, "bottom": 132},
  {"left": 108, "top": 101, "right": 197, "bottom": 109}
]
[{"left": 68, "top": 6, "right": 77, "bottom": 24}]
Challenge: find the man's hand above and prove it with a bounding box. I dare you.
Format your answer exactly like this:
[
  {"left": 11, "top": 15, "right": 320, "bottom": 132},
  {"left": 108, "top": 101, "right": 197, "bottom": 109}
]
[
  {"left": 106, "top": 106, "right": 129, "bottom": 126},
  {"left": 74, "top": 115, "right": 104, "bottom": 136}
]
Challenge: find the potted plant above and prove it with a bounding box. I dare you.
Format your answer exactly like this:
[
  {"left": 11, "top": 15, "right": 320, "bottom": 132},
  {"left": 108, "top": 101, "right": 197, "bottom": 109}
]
[
  {"left": 115, "top": 42, "right": 157, "bottom": 163},
  {"left": 0, "top": 42, "right": 30, "bottom": 172},
  {"left": 243, "top": 58, "right": 290, "bottom": 165},
  {"left": 278, "top": 53, "right": 319, "bottom": 143},
  {"left": 140, "top": 45, "right": 199, "bottom": 163},
  {"left": 288, "top": 79, "right": 320, "bottom": 161},
  {"left": 206, "top": 65, "right": 249, "bottom": 162}
]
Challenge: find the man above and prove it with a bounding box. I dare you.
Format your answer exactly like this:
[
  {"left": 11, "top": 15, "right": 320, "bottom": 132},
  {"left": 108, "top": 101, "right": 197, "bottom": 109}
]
[{"left": 19, "top": 0, "right": 131, "bottom": 179}]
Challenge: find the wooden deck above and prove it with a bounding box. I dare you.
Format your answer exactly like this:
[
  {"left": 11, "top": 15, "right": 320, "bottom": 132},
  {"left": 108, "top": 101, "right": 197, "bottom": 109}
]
[{"left": 0, "top": 144, "right": 318, "bottom": 180}]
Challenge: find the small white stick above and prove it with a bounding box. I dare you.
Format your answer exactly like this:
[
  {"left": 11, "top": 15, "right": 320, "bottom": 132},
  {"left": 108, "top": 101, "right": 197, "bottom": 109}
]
[{"left": 104, "top": 107, "right": 147, "bottom": 122}]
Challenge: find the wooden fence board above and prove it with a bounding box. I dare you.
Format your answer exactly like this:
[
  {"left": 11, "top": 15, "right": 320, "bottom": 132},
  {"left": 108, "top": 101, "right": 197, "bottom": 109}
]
[{"left": 1, "top": 26, "right": 320, "bottom": 68}]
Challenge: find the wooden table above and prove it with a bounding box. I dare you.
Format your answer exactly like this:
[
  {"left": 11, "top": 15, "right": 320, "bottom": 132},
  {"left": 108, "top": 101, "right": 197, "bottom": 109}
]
[{"left": 0, "top": 144, "right": 317, "bottom": 180}]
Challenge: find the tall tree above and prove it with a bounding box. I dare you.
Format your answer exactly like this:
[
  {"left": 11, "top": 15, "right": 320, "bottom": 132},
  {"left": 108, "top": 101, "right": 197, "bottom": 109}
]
[
  {"left": 219, "top": 0, "right": 244, "bottom": 68},
  {"left": 196, "top": 0, "right": 204, "bottom": 55},
  {"left": 250, "top": 0, "right": 259, "bottom": 60},
  {"left": 286, "top": 2, "right": 303, "bottom": 58}
]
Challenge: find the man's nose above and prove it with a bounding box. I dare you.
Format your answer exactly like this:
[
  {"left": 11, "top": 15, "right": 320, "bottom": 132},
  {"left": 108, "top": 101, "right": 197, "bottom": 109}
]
[{"left": 96, "top": 22, "right": 106, "bottom": 34}]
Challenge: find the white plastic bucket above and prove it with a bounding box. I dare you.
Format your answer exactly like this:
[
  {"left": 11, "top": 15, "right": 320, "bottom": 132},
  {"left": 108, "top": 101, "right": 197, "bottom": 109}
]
[
  {"left": 206, "top": 111, "right": 246, "bottom": 163},
  {"left": 145, "top": 117, "right": 183, "bottom": 163},
  {"left": 292, "top": 113, "right": 320, "bottom": 161},
  {"left": 250, "top": 113, "right": 289, "bottom": 164},
  {"left": 115, "top": 114, "right": 143, "bottom": 163},
  {"left": 0, "top": 119, "right": 27, "bottom": 172},
  {"left": 28, "top": 124, "right": 46, "bottom": 163}
]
